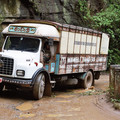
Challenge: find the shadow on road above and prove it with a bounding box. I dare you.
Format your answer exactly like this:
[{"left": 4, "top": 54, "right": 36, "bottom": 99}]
[
  {"left": 0, "top": 85, "right": 83, "bottom": 100},
  {"left": 0, "top": 89, "right": 33, "bottom": 100}
]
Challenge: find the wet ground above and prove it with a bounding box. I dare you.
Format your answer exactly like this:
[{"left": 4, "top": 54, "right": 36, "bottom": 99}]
[{"left": 0, "top": 74, "right": 120, "bottom": 120}]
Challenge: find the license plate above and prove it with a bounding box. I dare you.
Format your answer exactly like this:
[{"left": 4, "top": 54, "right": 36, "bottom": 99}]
[{"left": 0, "top": 78, "right": 2, "bottom": 83}]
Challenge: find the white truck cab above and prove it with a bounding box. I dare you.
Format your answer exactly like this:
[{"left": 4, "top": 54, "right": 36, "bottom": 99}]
[{"left": 0, "top": 20, "right": 110, "bottom": 99}]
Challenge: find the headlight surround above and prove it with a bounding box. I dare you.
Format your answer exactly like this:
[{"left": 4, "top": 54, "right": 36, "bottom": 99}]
[{"left": 16, "top": 70, "right": 25, "bottom": 76}]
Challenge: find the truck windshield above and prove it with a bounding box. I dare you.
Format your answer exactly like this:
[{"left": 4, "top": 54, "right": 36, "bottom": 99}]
[{"left": 4, "top": 36, "right": 40, "bottom": 52}]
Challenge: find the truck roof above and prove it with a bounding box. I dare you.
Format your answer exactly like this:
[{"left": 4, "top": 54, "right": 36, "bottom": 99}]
[
  {"left": 15, "top": 19, "right": 102, "bottom": 34},
  {"left": 2, "top": 22, "right": 60, "bottom": 41},
  {"left": 2, "top": 19, "right": 104, "bottom": 41}
]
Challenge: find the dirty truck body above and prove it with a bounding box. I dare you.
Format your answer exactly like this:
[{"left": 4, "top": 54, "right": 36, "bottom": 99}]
[{"left": 0, "top": 20, "right": 109, "bottom": 99}]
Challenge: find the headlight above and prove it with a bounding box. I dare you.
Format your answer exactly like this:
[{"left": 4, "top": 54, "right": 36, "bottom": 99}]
[{"left": 16, "top": 70, "right": 25, "bottom": 76}]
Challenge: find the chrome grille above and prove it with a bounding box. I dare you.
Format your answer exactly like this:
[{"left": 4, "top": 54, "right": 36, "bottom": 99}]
[{"left": 0, "top": 57, "right": 14, "bottom": 75}]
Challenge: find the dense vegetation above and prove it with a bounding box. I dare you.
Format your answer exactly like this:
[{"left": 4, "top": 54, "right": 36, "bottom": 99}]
[{"left": 78, "top": 0, "right": 120, "bottom": 68}]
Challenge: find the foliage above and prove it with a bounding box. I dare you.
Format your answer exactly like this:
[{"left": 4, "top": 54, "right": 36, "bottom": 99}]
[
  {"left": 111, "top": 98, "right": 120, "bottom": 103},
  {"left": 78, "top": 0, "right": 120, "bottom": 67},
  {"left": 111, "top": 98, "right": 120, "bottom": 110},
  {"left": 92, "top": 3, "right": 120, "bottom": 67},
  {"left": 108, "top": 49, "right": 120, "bottom": 66},
  {"left": 113, "top": 102, "right": 120, "bottom": 110},
  {"left": 77, "top": 0, "right": 91, "bottom": 27}
]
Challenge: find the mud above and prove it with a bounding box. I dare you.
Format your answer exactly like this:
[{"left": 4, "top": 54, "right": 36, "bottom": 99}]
[{"left": 0, "top": 74, "right": 120, "bottom": 120}]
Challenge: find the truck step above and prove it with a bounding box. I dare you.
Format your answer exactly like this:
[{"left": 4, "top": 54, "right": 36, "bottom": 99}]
[
  {"left": 50, "top": 81, "right": 56, "bottom": 88},
  {"left": 50, "top": 81, "right": 56, "bottom": 84}
]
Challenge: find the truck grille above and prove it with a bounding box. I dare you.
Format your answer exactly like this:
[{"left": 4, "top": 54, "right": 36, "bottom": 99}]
[{"left": 0, "top": 57, "right": 14, "bottom": 75}]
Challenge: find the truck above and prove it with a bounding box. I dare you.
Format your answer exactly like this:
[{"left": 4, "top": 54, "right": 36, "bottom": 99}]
[{"left": 0, "top": 20, "right": 109, "bottom": 99}]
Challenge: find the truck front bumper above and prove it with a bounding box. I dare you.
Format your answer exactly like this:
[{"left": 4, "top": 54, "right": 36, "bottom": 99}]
[{"left": 0, "top": 76, "right": 33, "bottom": 86}]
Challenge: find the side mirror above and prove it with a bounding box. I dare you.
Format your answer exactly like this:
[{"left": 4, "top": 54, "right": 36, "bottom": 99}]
[{"left": 48, "top": 38, "right": 54, "bottom": 46}]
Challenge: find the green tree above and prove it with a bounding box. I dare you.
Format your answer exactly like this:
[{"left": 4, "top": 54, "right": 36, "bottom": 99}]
[{"left": 78, "top": 0, "right": 120, "bottom": 67}]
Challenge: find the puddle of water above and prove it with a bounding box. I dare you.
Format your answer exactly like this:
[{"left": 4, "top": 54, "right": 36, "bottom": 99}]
[
  {"left": 55, "top": 95, "right": 74, "bottom": 98},
  {"left": 72, "top": 87, "right": 94, "bottom": 94},
  {"left": 16, "top": 102, "right": 33, "bottom": 111},
  {"left": 68, "top": 107, "right": 81, "bottom": 112},
  {"left": 20, "top": 113, "right": 35, "bottom": 118},
  {"left": 46, "top": 114, "right": 73, "bottom": 117},
  {"left": 55, "top": 100, "right": 71, "bottom": 103}
]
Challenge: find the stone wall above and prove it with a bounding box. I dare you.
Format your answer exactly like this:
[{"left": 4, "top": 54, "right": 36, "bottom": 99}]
[{"left": 0, "top": 0, "right": 106, "bottom": 27}]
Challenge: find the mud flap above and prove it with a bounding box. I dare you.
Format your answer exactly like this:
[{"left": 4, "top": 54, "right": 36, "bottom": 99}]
[{"left": 44, "top": 83, "right": 52, "bottom": 96}]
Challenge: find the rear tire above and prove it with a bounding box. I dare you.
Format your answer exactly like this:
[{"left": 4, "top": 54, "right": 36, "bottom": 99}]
[
  {"left": 82, "top": 71, "right": 94, "bottom": 89},
  {"left": 33, "top": 73, "right": 45, "bottom": 100}
]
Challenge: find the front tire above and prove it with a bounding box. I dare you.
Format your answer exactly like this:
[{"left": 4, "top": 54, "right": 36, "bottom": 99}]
[
  {"left": 33, "top": 73, "right": 45, "bottom": 100},
  {"left": 82, "top": 71, "right": 94, "bottom": 89}
]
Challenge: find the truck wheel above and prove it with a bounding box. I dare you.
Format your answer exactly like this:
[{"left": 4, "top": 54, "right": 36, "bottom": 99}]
[
  {"left": 33, "top": 73, "right": 45, "bottom": 100},
  {"left": 0, "top": 83, "right": 4, "bottom": 92},
  {"left": 82, "top": 71, "right": 94, "bottom": 89}
]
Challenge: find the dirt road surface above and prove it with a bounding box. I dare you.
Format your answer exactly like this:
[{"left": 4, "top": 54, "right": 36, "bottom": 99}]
[{"left": 0, "top": 74, "right": 120, "bottom": 120}]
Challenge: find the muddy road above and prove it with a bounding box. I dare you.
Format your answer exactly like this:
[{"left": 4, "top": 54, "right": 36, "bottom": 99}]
[{"left": 0, "top": 74, "right": 120, "bottom": 120}]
